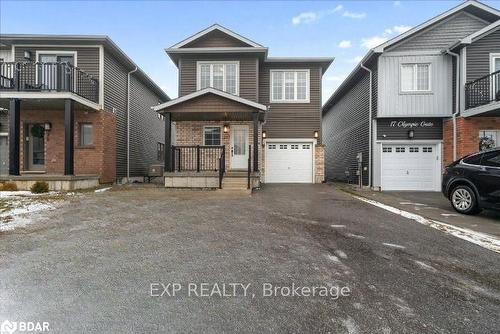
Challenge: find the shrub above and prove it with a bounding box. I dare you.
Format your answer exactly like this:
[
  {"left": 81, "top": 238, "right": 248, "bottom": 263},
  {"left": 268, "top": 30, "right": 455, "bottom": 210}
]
[
  {"left": 30, "top": 181, "right": 49, "bottom": 194},
  {"left": 1, "top": 182, "right": 18, "bottom": 191}
]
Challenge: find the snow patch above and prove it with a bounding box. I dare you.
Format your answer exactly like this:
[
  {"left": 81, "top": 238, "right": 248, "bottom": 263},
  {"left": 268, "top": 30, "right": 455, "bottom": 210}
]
[
  {"left": 341, "top": 316, "right": 360, "bottom": 334},
  {"left": 326, "top": 254, "right": 340, "bottom": 263},
  {"left": 346, "top": 233, "right": 365, "bottom": 239},
  {"left": 335, "top": 250, "right": 348, "bottom": 259},
  {"left": 353, "top": 195, "right": 500, "bottom": 254},
  {"left": 414, "top": 260, "right": 437, "bottom": 273},
  {"left": 400, "top": 202, "right": 426, "bottom": 206},
  {"left": 382, "top": 242, "right": 406, "bottom": 249},
  {"left": 331, "top": 224, "right": 346, "bottom": 228},
  {"left": 441, "top": 213, "right": 459, "bottom": 217},
  {"left": 95, "top": 187, "right": 111, "bottom": 193}
]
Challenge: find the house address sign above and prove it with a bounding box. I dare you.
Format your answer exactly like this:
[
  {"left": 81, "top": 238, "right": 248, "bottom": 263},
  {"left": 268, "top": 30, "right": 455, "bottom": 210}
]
[{"left": 389, "top": 120, "right": 435, "bottom": 128}]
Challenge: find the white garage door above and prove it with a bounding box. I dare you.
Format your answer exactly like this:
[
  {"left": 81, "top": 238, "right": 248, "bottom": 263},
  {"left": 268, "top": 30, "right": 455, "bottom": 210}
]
[
  {"left": 265, "top": 142, "right": 313, "bottom": 183},
  {"left": 381, "top": 144, "right": 440, "bottom": 191}
]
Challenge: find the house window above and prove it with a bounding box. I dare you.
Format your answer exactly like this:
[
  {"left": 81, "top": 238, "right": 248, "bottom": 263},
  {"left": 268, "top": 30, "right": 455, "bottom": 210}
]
[
  {"left": 395, "top": 147, "right": 405, "bottom": 153},
  {"left": 423, "top": 147, "right": 433, "bottom": 153},
  {"left": 157, "top": 142, "right": 164, "bottom": 161},
  {"left": 197, "top": 62, "right": 239, "bottom": 95},
  {"left": 479, "top": 130, "right": 500, "bottom": 150},
  {"left": 203, "top": 126, "right": 221, "bottom": 146},
  {"left": 401, "top": 64, "right": 431, "bottom": 92},
  {"left": 270, "top": 70, "right": 310, "bottom": 102},
  {"left": 268, "top": 144, "right": 276, "bottom": 149},
  {"left": 409, "top": 147, "right": 419, "bottom": 153},
  {"left": 302, "top": 144, "right": 310, "bottom": 149},
  {"left": 80, "top": 123, "right": 93, "bottom": 147},
  {"left": 383, "top": 147, "right": 392, "bottom": 153}
]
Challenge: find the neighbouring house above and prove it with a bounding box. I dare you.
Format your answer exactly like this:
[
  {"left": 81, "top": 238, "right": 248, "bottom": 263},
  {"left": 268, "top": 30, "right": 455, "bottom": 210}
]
[
  {"left": 154, "top": 24, "right": 332, "bottom": 189},
  {"left": 0, "top": 34, "right": 169, "bottom": 190},
  {"left": 322, "top": 0, "right": 500, "bottom": 191}
]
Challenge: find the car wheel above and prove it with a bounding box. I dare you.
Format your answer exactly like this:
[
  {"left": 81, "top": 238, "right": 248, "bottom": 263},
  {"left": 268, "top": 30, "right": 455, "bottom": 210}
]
[{"left": 450, "top": 185, "right": 479, "bottom": 215}]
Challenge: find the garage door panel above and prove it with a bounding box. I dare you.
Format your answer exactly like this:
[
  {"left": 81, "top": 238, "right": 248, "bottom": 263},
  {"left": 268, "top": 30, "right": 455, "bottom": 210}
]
[
  {"left": 265, "top": 142, "right": 313, "bottom": 183},
  {"left": 381, "top": 144, "right": 439, "bottom": 191}
]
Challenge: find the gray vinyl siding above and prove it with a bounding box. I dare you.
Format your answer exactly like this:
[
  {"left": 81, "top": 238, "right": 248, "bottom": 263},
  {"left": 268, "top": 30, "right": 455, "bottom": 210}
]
[
  {"left": 322, "top": 72, "right": 370, "bottom": 185},
  {"left": 104, "top": 50, "right": 128, "bottom": 179},
  {"left": 377, "top": 53, "right": 453, "bottom": 117},
  {"left": 14, "top": 46, "right": 100, "bottom": 79},
  {"left": 389, "top": 12, "right": 488, "bottom": 52},
  {"left": 466, "top": 28, "right": 500, "bottom": 82},
  {"left": 179, "top": 54, "right": 259, "bottom": 102},
  {"left": 129, "top": 75, "right": 165, "bottom": 176},
  {"left": 260, "top": 63, "right": 322, "bottom": 141}
]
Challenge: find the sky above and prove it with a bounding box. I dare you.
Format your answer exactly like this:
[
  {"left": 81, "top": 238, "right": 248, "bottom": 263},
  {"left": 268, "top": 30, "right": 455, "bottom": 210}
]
[{"left": 1, "top": 0, "right": 499, "bottom": 104}]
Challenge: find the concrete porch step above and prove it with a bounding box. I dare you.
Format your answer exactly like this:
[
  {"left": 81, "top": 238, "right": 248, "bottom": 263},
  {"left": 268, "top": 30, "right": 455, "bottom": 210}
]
[{"left": 222, "top": 176, "right": 248, "bottom": 190}]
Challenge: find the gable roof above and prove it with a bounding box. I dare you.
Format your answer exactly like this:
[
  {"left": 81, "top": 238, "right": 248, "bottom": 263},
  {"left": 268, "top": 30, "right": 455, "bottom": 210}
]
[
  {"left": 322, "top": 0, "right": 500, "bottom": 112},
  {"left": 170, "top": 24, "right": 264, "bottom": 49},
  {"left": 447, "top": 19, "right": 500, "bottom": 49},
  {"left": 153, "top": 87, "right": 268, "bottom": 112}
]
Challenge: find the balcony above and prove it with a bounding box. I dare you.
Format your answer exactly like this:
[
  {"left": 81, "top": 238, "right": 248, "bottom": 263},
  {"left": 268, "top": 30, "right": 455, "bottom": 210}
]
[
  {"left": 465, "top": 70, "right": 500, "bottom": 111},
  {"left": 0, "top": 62, "right": 99, "bottom": 103}
]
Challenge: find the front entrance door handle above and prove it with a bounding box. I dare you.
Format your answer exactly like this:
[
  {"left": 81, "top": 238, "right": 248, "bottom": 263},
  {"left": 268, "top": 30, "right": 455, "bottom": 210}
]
[{"left": 231, "top": 147, "right": 234, "bottom": 156}]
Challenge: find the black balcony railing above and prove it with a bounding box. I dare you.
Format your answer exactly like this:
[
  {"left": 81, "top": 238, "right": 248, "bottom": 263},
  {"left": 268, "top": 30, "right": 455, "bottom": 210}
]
[
  {"left": 465, "top": 70, "right": 500, "bottom": 110},
  {"left": 0, "top": 62, "right": 99, "bottom": 103}
]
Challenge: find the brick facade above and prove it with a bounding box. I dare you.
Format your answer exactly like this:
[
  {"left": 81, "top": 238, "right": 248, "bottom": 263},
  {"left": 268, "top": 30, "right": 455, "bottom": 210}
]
[
  {"left": 19, "top": 109, "right": 116, "bottom": 183},
  {"left": 443, "top": 116, "right": 500, "bottom": 166},
  {"left": 315, "top": 144, "right": 325, "bottom": 183},
  {"left": 175, "top": 120, "right": 263, "bottom": 172}
]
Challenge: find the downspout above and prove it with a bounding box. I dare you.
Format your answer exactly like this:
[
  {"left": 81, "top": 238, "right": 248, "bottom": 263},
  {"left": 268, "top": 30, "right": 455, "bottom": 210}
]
[
  {"left": 445, "top": 50, "right": 460, "bottom": 161},
  {"left": 360, "top": 63, "right": 373, "bottom": 188},
  {"left": 126, "top": 66, "right": 138, "bottom": 183}
]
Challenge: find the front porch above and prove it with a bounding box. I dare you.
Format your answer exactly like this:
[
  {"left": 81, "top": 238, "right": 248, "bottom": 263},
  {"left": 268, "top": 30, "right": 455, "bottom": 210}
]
[
  {"left": 153, "top": 88, "right": 267, "bottom": 190},
  {"left": 0, "top": 96, "right": 116, "bottom": 189}
]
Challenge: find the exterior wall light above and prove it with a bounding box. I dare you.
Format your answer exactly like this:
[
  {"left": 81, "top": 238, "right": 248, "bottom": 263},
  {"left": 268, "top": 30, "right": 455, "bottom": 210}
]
[
  {"left": 24, "top": 50, "right": 31, "bottom": 60},
  {"left": 314, "top": 131, "right": 319, "bottom": 138},
  {"left": 44, "top": 122, "right": 52, "bottom": 131},
  {"left": 408, "top": 129, "right": 415, "bottom": 139},
  {"left": 262, "top": 131, "right": 267, "bottom": 139},
  {"left": 223, "top": 124, "right": 229, "bottom": 133}
]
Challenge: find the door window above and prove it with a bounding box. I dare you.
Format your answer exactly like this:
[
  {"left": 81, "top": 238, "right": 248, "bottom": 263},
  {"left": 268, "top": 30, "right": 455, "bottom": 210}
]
[{"left": 481, "top": 151, "right": 500, "bottom": 168}]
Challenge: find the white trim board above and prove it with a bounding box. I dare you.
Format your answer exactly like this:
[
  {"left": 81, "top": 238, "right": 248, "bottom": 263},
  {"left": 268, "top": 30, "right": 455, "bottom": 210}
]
[{"left": 0, "top": 91, "right": 101, "bottom": 110}]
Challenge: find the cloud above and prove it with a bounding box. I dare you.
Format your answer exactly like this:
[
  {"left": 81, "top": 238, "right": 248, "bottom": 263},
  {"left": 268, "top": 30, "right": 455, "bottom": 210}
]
[
  {"left": 393, "top": 25, "right": 412, "bottom": 34},
  {"left": 342, "top": 11, "right": 367, "bottom": 19},
  {"left": 338, "top": 40, "right": 352, "bottom": 49},
  {"left": 361, "top": 36, "right": 389, "bottom": 49},
  {"left": 291, "top": 5, "right": 343, "bottom": 25}
]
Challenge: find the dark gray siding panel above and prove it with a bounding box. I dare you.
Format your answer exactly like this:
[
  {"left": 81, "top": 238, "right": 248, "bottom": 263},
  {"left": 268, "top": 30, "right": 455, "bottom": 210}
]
[
  {"left": 0, "top": 110, "right": 8, "bottom": 133},
  {"left": 322, "top": 73, "right": 370, "bottom": 185},
  {"left": 466, "top": 28, "right": 500, "bottom": 82},
  {"left": 390, "top": 12, "right": 488, "bottom": 52},
  {"left": 129, "top": 75, "right": 165, "bottom": 177},
  {"left": 179, "top": 54, "right": 258, "bottom": 102},
  {"left": 14, "top": 46, "right": 100, "bottom": 78},
  {"left": 260, "top": 63, "right": 322, "bottom": 142},
  {"left": 104, "top": 51, "right": 128, "bottom": 179},
  {"left": 376, "top": 118, "right": 443, "bottom": 140},
  {"left": 183, "top": 30, "right": 252, "bottom": 48}
]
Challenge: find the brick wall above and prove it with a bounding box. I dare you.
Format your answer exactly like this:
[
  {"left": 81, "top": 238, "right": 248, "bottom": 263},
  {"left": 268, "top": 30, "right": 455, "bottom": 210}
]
[
  {"left": 19, "top": 109, "right": 116, "bottom": 183},
  {"left": 175, "top": 120, "right": 262, "bottom": 172},
  {"left": 315, "top": 144, "right": 325, "bottom": 183},
  {"left": 443, "top": 116, "right": 500, "bottom": 166}
]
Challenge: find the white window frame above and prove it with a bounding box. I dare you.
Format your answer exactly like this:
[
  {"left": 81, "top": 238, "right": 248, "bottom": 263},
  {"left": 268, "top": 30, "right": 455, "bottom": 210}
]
[
  {"left": 479, "top": 129, "right": 500, "bottom": 146},
  {"left": 196, "top": 61, "right": 240, "bottom": 95},
  {"left": 79, "top": 123, "right": 93, "bottom": 147},
  {"left": 490, "top": 53, "right": 500, "bottom": 100},
  {"left": 203, "top": 125, "right": 222, "bottom": 146},
  {"left": 270, "top": 69, "right": 310, "bottom": 103},
  {"left": 400, "top": 63, "right": 431, "bottom": 93}
]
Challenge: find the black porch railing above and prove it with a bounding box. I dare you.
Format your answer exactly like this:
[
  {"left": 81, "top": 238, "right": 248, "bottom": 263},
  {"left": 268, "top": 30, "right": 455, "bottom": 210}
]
[
  {"left": 172, "top": 145, "right": 225, "bottom": 172},
  {"left": 0, "top": 62, "right": 99, "bottom": 103},
  {"left": 465, "top": 70, "right": 500, "bottom": 109}
]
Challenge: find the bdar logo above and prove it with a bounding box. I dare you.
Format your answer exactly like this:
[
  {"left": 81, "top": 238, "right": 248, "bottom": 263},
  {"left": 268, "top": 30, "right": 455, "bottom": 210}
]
[{"left": 0, "top": 320, "right": 17, "bottom": 334}]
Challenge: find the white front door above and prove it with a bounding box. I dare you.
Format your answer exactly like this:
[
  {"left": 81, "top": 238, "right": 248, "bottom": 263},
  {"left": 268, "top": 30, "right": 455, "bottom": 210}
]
[
  {"left": 265, "top": 142, "right": 314, "bottom": 183},
  {"left": 381, "top": 144, "right": 440, "bottom": 191},
  {"left": 231, "top": 125, "right": 249, "bottom": 169}
]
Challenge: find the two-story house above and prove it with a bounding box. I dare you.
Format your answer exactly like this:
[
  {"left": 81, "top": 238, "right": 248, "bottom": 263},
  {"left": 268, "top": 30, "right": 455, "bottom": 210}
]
[
  {"left": 154, "top": 25, "right": 332, "bottom": 189},
  {"left": 0, "top": 34, "right": 169, "bottom": 190},
  {"left": 322, "top": 0, "right": 500, "bottom": 192}
]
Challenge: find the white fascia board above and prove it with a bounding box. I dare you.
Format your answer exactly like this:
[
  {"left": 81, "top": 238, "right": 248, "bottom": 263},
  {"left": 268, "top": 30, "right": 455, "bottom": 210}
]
[
  {"left": 374, "top": 1, "right": 500, "bottom": 53},
  {"left": 0, "top": 91, "right": 101, "bottom": 110},
  {"left": 170, "top": 24, "right": 264, "bottom": 49},
  {"left": 153, "top": 88, "right": 267, "bottom": 112}
]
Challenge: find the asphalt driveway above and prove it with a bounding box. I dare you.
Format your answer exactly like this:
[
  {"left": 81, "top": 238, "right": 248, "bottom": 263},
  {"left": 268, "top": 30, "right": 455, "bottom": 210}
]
[{"left": 0, "top": 184, "right": 499, "bottom": 333}]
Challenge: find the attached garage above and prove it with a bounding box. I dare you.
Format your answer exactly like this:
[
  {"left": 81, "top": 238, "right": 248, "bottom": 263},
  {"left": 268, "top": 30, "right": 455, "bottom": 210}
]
[
  {"left": 381, "top": 143, "right": 441, "bottom": 191},
  {"left": 265, "top": 141, "right": 314, "bottom": 183}
]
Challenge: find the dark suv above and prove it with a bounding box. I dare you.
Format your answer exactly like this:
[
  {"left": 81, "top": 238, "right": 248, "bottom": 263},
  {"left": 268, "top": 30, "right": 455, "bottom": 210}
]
[{"left": 442, "top": 148, "right": 500, "bottom": 215}]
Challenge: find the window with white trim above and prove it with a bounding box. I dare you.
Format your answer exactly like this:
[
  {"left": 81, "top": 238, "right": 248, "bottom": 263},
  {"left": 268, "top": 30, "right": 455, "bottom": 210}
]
[
  {"left": 401, "top": 63, "right": 431, "bottom": 92},
  {"left": 197, "top": 62, "right": 239, "bottom": 95},
  {"left": 203, "top": 126, "right": 221, "bottom": 146},
  {"left": 270, "top": 70, "right": 310, "bottom": 102}
]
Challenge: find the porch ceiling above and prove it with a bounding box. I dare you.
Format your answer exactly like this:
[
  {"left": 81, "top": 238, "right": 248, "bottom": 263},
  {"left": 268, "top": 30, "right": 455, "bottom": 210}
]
[
  {"left": 0, "top": 96, "right": 97, "bottom": 112},
  {"left": 171, "top": 111, "right": 265, "bottom": 122}
]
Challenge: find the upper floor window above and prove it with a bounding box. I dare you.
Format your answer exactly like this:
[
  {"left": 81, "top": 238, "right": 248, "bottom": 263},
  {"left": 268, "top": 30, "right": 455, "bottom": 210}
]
[
  {"left": 400, "top": 63, "right": 431, "bottom": 92},
  {"left": 197, "top": 61, "right": 239, "bottom": 95},
  {"left": 270, "top": 70, "right": 310, "bottom": 103}
]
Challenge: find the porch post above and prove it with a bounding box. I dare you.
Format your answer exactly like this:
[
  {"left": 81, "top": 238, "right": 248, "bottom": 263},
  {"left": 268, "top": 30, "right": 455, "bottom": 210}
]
[
  {"left": 64, "top": 99, "right": 74, "bottom": 175},
  {"left": 252, "top": 112, "right": 259, "bottom": 172},
  {"left": 8, "top": 99, "right": 20, "bottom": 175},
  {"left": 164, "top": 112, "right": 172, "bottom": 172}
]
